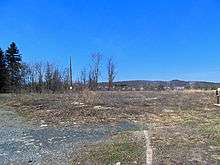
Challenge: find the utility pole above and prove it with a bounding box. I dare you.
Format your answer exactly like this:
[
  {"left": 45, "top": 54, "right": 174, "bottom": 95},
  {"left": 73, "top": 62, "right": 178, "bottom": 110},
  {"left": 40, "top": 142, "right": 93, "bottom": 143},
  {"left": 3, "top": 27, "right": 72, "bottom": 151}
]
[
  {"left": 216, "top": 88, "right": 220, "bottom": 106},
  {"left": 70, "top": 56, "right": 73, "bottom": 90}
]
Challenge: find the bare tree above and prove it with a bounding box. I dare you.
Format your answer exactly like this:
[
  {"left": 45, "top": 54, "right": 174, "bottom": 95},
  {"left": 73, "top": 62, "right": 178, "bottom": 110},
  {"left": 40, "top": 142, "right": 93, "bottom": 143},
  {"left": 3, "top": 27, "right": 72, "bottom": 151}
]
[
  {"left": 63, "top": 68, "right": 70, "bottom": 90},
  {"left": 88, "top": 53, "right": 101, "bottom": 90},
  {"left": 69, "top": 56, "right": 73, "bottom": 88},
  {"left": 14, "top": 61, "right": 74, "bottom": 93},
  {"left": 88, "top": 67, "right": 94, "bottom": 90},
  {"left": 20, "top": 63, "right": 31, "bottom": 88},
  {"left": 34, "top": 62, "right": 44, "bottom": 93},
  {"left": 93, "top": 53, "right": 101, "bottom": 84},
  {"left": 18, "top": 63, "right": 35, "bottom": 92},
  {"left": 51, "top": 67, "right": 63, "bottom": 92},
  {"left": 45, "top": 62, "right": 53, "bottom": 91},
  {"left": 80, "top": 67, "right": 87, "bottom": 86},
  {"left": 107, "top": 57, "right": 116, "bottom": 90}
]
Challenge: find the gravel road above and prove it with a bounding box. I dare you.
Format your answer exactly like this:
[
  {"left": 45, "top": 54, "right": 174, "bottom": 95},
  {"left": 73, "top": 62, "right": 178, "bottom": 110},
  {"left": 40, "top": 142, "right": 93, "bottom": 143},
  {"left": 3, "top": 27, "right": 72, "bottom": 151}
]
[{"left": 0, "top": 107, "right": 140, "bottom": 165}]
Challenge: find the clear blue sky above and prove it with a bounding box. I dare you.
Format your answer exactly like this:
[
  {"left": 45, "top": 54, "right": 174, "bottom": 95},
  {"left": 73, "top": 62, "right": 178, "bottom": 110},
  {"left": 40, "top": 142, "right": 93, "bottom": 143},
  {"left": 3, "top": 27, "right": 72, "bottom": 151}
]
[{"left": 1, "top": 0, "right": 220, "bottom": 82}]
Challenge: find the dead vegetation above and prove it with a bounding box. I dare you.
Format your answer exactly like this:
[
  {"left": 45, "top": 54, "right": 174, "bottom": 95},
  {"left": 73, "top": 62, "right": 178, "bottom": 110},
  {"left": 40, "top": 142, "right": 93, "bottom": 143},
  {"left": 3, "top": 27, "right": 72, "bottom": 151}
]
[{"left": 1, "top": 90, "right": 220, "bottom": 164}]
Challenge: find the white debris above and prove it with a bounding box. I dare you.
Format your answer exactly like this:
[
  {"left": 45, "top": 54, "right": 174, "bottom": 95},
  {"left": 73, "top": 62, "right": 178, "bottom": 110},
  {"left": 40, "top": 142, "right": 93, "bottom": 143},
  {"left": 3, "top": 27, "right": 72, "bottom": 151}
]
[
  {"left": 93, "top": 106, "right": 111, "bottom": 110},
  {"left": 163, "top": 109, "right": 174, "bottom": 113},
  {"left": 93, "top": 106, "right": 102, "bottom": 110},
  {"left": 48, "top": 137, "right": 54, "bottom": 141},
  {"left": 25, "top": 142, "right": 34, "bottom": 146},
  {"left": 145, "top": 97, "right": 158, "bottom": 101},
  {"left": 72, "top": 102, "right": 84, "bottom": 105},
  {"left": 115, "top": 162, "right": 121, "bottom": 165},
  {"left": 40, "top": 124, "right": 48, "bottom": 127},
  {"left": 28, "top": 139, "right": 35, "bottom": 142}
]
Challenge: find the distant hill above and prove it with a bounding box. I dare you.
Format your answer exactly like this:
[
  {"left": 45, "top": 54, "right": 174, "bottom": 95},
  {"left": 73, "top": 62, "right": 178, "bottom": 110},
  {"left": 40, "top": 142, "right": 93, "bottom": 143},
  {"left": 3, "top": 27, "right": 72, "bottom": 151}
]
[
  {"left": 100, "top": 80, "right": 220, "bottom": 90},
  {"left": 116, "top": 79, "right": 220, "bottom": 87}
]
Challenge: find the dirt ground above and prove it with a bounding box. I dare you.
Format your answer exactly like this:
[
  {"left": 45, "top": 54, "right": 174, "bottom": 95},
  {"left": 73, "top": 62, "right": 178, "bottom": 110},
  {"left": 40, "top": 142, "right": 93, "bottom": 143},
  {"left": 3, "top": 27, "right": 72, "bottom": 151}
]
[{"left": 0, "top": 90, "right": 219, "bottom": 164}]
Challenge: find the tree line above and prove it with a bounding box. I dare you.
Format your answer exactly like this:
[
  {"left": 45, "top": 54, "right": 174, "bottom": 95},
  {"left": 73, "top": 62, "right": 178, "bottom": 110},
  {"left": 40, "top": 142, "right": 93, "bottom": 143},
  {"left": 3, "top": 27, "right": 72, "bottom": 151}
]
[{"left": 0, "top": 42, "right": 116, "bottom": 93}]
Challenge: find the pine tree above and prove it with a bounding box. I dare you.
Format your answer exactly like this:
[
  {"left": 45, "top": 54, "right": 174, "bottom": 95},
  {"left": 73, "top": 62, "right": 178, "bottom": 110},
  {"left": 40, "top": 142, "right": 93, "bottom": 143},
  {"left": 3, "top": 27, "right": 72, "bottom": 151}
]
[
  {"left": 5, "top": 42, "right": 22, "bottom": 92},
  {"left": 0, "top": 48, "right": 8, "bottom": 92}
]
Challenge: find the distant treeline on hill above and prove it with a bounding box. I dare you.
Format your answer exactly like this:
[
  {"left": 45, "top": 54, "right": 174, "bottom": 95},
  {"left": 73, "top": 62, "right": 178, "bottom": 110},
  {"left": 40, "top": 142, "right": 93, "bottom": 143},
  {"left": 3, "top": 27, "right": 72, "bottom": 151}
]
[{"left": 99, "top": 80, "right": 220, "bottom": 91}]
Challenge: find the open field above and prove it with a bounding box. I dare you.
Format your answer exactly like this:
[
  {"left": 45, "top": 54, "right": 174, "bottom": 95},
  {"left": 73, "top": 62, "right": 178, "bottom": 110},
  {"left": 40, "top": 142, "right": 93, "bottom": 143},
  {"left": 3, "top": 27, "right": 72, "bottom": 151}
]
[{"left": 0, "top": 90, "right": 220, "bottom": 164}]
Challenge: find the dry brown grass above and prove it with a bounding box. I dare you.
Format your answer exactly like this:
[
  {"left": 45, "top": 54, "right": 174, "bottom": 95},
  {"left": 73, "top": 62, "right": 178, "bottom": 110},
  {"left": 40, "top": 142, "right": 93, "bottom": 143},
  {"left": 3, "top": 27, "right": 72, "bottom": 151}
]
[{"left": 1, "top": 90, "right": 219, "bottom": 164}]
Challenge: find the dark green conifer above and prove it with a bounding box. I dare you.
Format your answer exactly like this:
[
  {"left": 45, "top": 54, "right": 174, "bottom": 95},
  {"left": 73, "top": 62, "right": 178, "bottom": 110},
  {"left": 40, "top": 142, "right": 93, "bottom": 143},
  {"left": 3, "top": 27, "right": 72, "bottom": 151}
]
[
  {"left": 5, "top": 42, "right": 22, "bottom": 92},
  {"left": 0, "top": 48, "right": 8, "bottom": 92}
]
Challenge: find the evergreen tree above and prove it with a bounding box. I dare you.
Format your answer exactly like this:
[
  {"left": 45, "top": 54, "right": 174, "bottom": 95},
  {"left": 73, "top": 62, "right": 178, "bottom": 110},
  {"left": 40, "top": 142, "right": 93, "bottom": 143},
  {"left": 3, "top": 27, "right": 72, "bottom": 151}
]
[
  {"left": 0, "top": 48, "right": 8, "bottom": 92},
  {"left": 5, "top": 42, "right": 22, "bottom": 92}
]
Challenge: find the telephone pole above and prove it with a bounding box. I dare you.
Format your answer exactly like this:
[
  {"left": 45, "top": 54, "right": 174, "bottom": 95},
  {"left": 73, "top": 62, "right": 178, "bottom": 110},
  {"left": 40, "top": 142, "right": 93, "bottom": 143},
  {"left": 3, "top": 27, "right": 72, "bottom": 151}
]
[{"left": 70, "top": 56, "right": 73, "bottom": 89}]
